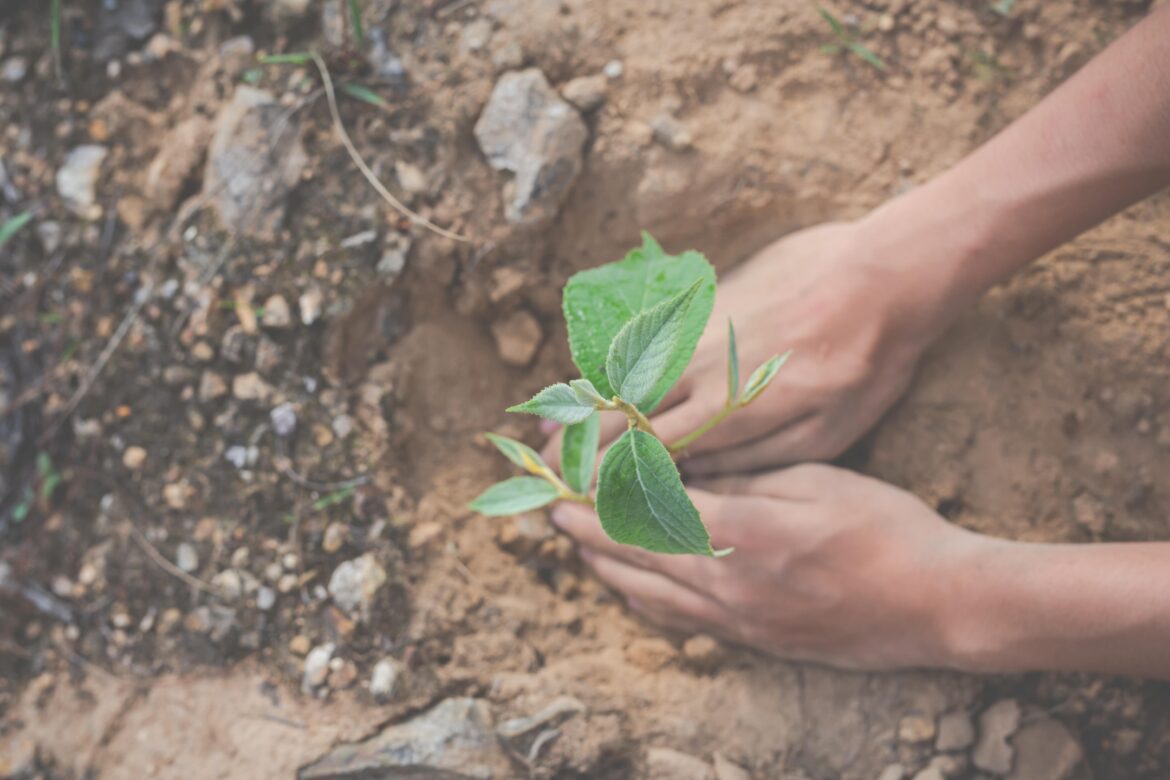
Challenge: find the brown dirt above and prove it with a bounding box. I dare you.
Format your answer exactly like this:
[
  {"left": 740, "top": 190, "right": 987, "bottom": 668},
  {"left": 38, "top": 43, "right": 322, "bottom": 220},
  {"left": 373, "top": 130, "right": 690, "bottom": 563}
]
[{"left": 2, "top": 0, "right": 1169, "bottom": 778}]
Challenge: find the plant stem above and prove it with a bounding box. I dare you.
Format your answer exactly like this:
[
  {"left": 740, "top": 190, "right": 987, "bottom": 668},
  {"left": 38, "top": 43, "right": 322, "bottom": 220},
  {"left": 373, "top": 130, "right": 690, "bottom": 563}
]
[
  {"left": 533, "top": 465, "right": 593, "bottom": 507},
  {"left": 612, "top": 397, "right": 659, "bottom": 437},
  {"left": 668, "top": 403, "right": 736, "bottom": 454},
  {"left": 51, "top": 0, "right": 63, "bottom": 83}
]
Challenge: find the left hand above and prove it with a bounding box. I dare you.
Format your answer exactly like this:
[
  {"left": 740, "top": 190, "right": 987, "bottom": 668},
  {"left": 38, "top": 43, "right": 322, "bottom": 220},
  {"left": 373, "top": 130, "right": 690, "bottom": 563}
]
[{"left": 551, "top": 464, "right": 986, "bottom": 671}]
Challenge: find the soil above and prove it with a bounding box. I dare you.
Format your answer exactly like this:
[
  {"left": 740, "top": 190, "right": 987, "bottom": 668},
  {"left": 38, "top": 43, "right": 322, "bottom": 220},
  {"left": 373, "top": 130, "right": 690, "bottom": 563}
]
[{"left": 2, "top": 0, "right": 1169, "bottom": 778}]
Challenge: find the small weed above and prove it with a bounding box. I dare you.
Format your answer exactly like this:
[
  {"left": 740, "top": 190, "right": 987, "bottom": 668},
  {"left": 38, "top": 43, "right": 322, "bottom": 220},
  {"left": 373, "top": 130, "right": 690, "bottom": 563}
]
[
  {"left": 817, "top": 5, "right": 887, "bottom": 72},
  {"left": 990, "top": 0, "right": 1016, "bottom": 18},
  {"left": 347, "top": 0, "right": 365, "bottom": 48},
  {"left": 50, "top": 0, "right": 63, "bottom": 81},
  {"left": 0, "top": 211, "right": 32, "bottom": 251},
  {"left": 339, "top": 82, "right": 387, "bottom": 108},
  {"left": 313, "top": 485, "right": 356, "bottom": 512}
]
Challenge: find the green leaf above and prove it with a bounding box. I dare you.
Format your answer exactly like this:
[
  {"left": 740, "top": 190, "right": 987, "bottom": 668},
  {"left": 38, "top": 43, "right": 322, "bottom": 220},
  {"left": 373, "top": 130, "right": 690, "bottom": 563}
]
[
  {"left": 0, "top": 211, "right": 33, "bottom": 251},
  {"left": 570, "top": 378, "right": 608, "bottom": 407},
  {"left": 817, "top": 5, "right": 846, "bottom": 39},
  {"left": 508, "top": 383, "right": 596, "bottom": 425},
  {"left": 605, "top": 279, "right": 705, "bottom": 409},
  {"left": 563, "top": 232, "right": 715, "bottom": 411},
  {"left": 726, "top": 319, "right": 739, "bottom": 404},
  {"left": 340, "top": 82, "right": 386, "bottom": 108},
  {"left": 259, "top": 52, "right": 314, "bottom": 65},
  {"left": 847, "top": 41, "right": 887, "bottom": 71},
  {"left": 470, "top": 477, "right": 559, "bottom": 516},
  {"left": 485, "top": 432, "right": 551, "bottom": 477},
  {"left": 561, "top": 412, "right": 601, "bottom": 494},
  {"left": 740, "top": 350, "right": 792, "bottom": 405},
  {"left": 596, "top": 430, "right": 715, "bottom": 556},
  {"left": 347, "top": 0, "right": 365, "bottom": 46},
  {"left": 990, "top": 0, "right": 1016, "bottom": 16}
]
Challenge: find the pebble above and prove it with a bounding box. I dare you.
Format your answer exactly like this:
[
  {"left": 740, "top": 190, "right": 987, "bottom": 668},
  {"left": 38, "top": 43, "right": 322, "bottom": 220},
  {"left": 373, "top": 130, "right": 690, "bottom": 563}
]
[
  {"left": 122, "top": 446, "right": 147, "bottom": 470},
  {"left": 650, "top": 113, "right": 694, "bottom": 151},
  {"left": 256, "top": 586, "right": 276, "bottom": 611},
  {"left": 328, "top": 657, "right": 359, "bottom": 689},
  {"left": 928, "top": 753, "right": 968, "bottom": 777},
  {"left": 728, "top": 63, "right": 758, "bottom": 92},
  {"left": 175, "top": 543, "right": 199, "bottom": 573},
  {"left": 1005, "top": 717, "right": 1087, "bottom": 780},
  {"left": 394, "top": 160, "right": 428, "bottom": 195},
  {"left": 332, "top": 414, "right": 355, "bottom": 439},
  {"left": 289, "top": 634, "right": 312, "bottom": 655},
  {"left": 232, "top": 371, "right": 274, "bottom": 402},
  {"left": 163, "top": 481, "right": 192, "bottom": 510},
  {"left": 56, "top": 145, "right": 109, "bottom": 219},
  {"left": 225, "top": 445, "right": 252, "bottom": 469},
  {"left": 877, "top": 765, "right": 907, "bottom": 780},
  {"left": 199, "top": 371, "right": 229, "bottom": 401},
  {"left": 911, "top": 767, "right": 944, "bottom": 780},
  {"left": 261, "top": 295, "right": 292, "bottom": 329},
  {"left": 645, "top": 747, "right": 714, "bottom": 780},
  {"left": 491, "top": 309, "right": 543, "bottom": 366},
  {"left": 376, "top": 233, "right": 411, "bottom": 277},
  {"left": 936, "top": 710, "right": 976, "bottom": 751},
  {"left": 625, "top": 636, "right": 676, "bottom": 671},
  {"left": 322, "top": 521, "right": 348, "bottom": 553},
  {"left": 681, "top": 634, "right": 724, "bottom": 670},
  {"left": 192, "top": 341, "right": 215, "bottom": 362},
  {"left": 603, "top": 59, "right": 624, "bottom": 79},
  {"left": 973, "top": 699, "right": 1021, "bottom": 775},
  {"left": 561, "top": 75, "right": 608, "bottom": 111},
  {"left": 302, "top": 642, "right": 335, "bottom": 693},
  {"left": 212, "top": 569, "right": 244, "bottom": 602},
  {"left": 2, "top": 56, "right": 28, "bottom": 82},
  {"left": 36, "top": 221, "right": 63, "bottom": 254},
  {"left": 328, "top": 553, "right": 387, "bottom": 622},
  {"left": 270, "top": 402, "right": 298, "bottom": 437},
  {"left": 898, "top": 712, "right": 937, "bottom": 744},
  {"left": 299, "top": 287, "right": 324, "bottom": 325},
  {"left": 369, "top": 657, "right": 402, "bottom": 700}
]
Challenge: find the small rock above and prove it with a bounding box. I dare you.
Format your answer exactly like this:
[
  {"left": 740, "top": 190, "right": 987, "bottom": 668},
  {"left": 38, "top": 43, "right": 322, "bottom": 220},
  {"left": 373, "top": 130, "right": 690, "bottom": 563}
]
[
  {"left": 497, "top": 696, "right": 586, "bottom": 739},
  {"left": 370, "top": 657, "right": 402, "bottom": 700},
  {"left": 212, "top": 569, "right": 244, "bottom": 602},
  {"left": 394, "top": 161, "right": 428, "bottom": 195},
  {"left": 332, "top": 414, "right": 355, "bottom": 439},
  {"left": 489, "top": 266, "right": 528, "bottom": 303},
  {"left": 377, "top": 232, "right": 412, "bottom": 277},
  {"left": 878, "top": 13, "right": 896, "bottom": 32},
  {"left": 341, "top": 229, "right": 377, "bottom": 249},
  {"left": 367, "top": 27, "right": 407, "bottom": 81},
  {"left": 163, "top": 481, "right": 192, "bottom": 510},
  {"left": 651, "top": 114, "right": 694, "bottom": 151},
  {"left": 645, "top": 747, "right": 715, "bottom": 780},
  {"left": 277, "top": 574, "right": 296, "bottom": 595},
  {"left": 162, "top": 365, "right": 195, "bottom": 386},
  {"left": 712, "top": 753, "right": 751, "bottom": 780},
  {"left": 289, "top": 634, "right": 312, "bottom": 655},
  {"left": 261, "top": 295, "right": 292, "bottom": 329},
  {"left": 1005, "top": 717, "right": 1089, "bottom": 780},
  {"left": 270, "top": 402, "right": 298, "bottom": 437},
  {"left": 256, "top": 586, "right": 276, "bottom": 611},
  {"left": 603, "top": 59, "right": 624, "bottom": 79},
  {"left": 302, "top": 642, "right": 335, "bottom": 693},
  {"left": 681, "top": 634, "right": 724, "bottom": 670},
  {"left": 936, "top": 710, "right": 976, "bottom": 751},
  {"left": 2, "top": 56, "right": 28, "bottom": 82},
  {"left": 328, "top": 553, "right": 387, "bottom": 622},
  {"left": 490, "top": 40, "right": 525, "bottom": 71},
  {"left": 928, "top": 754, "right": 968, "bottom": 778},
  {"left": 561, "top": 74, "right": 608, "bottom": 111},
  {"left": 299, "top": 287, "right": 324, "bottom": 325},
  {"left": 36, "top": 221, "right": 63, "bottom": 254},
  {"left": 328, "top": 657, "right": 359, "bottom": 689},
  {"left": 232, "top": 371, "right": 274, "bottom": 402},
  {"left": 122, "top": 446, "right": 148, "bottom": 470},
  {"left": 474, "top": 69, "right": 587, "bottom": 225},
  {"left": 322, "top": 521, "right": 348, "bottom": 554},
  {"left": 728, "top": 63, "right": 758, "bottom": 92},
  {"left": 192, "top": 341, "right": 215, "bottom": 362},
  {"left": 57, "top": 145, "right": 109, "bottom": 218},
  {"left": 626, "top": 636, "right": 676, "bottom": 671},
  {"left": 203, "top": 86, "right": 307, "bottom": 238},
  {"left": 175, "top": 543, "right": 199, "bottom": 573},
  {"left": 224, "top": 445, "right": 252, "bottom": 469},
  {"left": 145, "top": 116, "right": 213, "bottom": 211},
  {"left": 878, "top": 765, "right": 907, "bottom": 780},
  {"left": 492, "top": 309, "right": 543, "bottom": 366},
  {"left": 911, "top": 767, "right": 945, "bottom": 780},
  {"left": 199, "top": 371, "right": 229, "bottom": 401},
  {"left": 973, "top": 699, "right": 1021, "bottom": 775},
  {"left": 898, "top": 712, "right": 936, "bottom": 744}
]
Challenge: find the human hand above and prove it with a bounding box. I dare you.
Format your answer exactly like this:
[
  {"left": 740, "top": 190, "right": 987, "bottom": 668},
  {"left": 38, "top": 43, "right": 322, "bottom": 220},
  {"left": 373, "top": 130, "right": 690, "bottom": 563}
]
[
  {"left": 545, "top": 222, "right": 946, "bottom": 475},
  {"left": 551, "top": 464, "right": 985, "bottom": 670}
]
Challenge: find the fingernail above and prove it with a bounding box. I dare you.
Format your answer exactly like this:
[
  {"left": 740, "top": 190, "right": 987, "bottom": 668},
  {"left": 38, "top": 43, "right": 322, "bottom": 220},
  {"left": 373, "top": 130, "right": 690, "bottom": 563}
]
[{"left": 540, "top": 420, "right": 560, "bottom": 434}]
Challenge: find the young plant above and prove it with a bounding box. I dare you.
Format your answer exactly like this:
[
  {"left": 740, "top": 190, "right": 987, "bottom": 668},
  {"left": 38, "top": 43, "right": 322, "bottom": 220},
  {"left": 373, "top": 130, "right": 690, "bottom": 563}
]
[
  {"left": 471, "top": 234, "right": 791, "bottom": 557},
  {"left": 817, "top": 5, "right": 887, "bottom": 72}
]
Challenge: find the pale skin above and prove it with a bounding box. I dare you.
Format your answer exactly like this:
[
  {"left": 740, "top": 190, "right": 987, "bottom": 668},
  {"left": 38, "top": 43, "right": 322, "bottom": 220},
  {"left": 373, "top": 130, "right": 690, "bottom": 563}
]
[{"left": 547, "top": 5, "right": 1170, "bottom": 678}]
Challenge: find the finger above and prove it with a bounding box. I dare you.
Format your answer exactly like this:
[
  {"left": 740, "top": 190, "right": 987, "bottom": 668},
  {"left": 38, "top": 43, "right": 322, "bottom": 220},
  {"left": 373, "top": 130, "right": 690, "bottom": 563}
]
[
  {"left": 581, "top": 549, "right": 727, "bottom": 628},
  {"left": 661, "top": 390, "right": 820, "bottom": 457},
  {"left": 679, "top": 415, "right": 830, "bottom": 477}
]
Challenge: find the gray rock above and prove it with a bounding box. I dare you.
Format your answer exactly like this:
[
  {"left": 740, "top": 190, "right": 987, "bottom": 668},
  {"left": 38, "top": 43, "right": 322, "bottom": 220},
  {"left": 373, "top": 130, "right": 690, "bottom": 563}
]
[
  {"left": 328, "top": 553, "right": 387, "bottom": 622},
  {"left": 367, "top": 27, "right": 406, "bottom": 82},
  {"left": 973, "top": 699, "right": 1021, "bottom": 775},
  {"left": 93, "top": 0, "right": 161, "bottom": 62},
  {"left": 255, "top": 585, "right": 276, "bottom": 611},
  {"left": 1005, "top": 717, "right": 1092, "bottom": 780},
  {"left": 651, "top": 113, "right": 694, "bottom": 151},
  {"left": 603, "top": 59, "right": 624, "bottom": 79},
  {"left": 369, "top": 657, "right": 402, "bottom": 700},
  {"left": 57, "top": 145, "right": 109, "bottom": 218},
  {"left": 203, "top": 87, "right": 307, "bottom": 238},
  {"left": 646, "top": 747, "right": 715, "bottom": 780},
  {"left": 936, "top": 710, "right": 976, "bottom": 751},
  {"left": 300, "top": 698, "right": 509, "bottom": 779},
  {"left": 561, "top": 74, "right": 608, "bottom": 111},
  {"left": 36, "top": 221, "right": 63, "bottom": 254},
  {"left": 211, "top": 569, "right": 243, "bottom": 602},
  {"left": 376, "top": 233, "right": 411, "bottom": 277},
  {"left": 175, "top": 543, "right": 199, "bottom": 573},
  {"left": 474, "top": 69, "right": 587, "bottom": 225},
  {"left": 2, "top": 57, "right": 28, "bottom": 82},
  {"left": 261, "top": 295, "right": 292, "bottom": 329},
  {"left": 302, "top": 642, "right": 335, "bottom": 693},
  {"left": 270, "top": 402, "right": 298, "bottom": 437}
]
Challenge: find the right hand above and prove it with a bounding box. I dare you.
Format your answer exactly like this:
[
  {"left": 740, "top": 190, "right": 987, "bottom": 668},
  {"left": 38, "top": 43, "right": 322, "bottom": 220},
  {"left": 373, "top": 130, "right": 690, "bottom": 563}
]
[{"left": 546, "top": 221, "right": 949, "bottom": 475}]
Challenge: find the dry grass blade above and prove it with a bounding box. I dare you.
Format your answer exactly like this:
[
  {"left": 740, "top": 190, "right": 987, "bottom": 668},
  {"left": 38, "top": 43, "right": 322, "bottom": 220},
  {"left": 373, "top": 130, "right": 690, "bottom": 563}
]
[{"left": 309, "top": 51, "right": 470, "bottom": 243}]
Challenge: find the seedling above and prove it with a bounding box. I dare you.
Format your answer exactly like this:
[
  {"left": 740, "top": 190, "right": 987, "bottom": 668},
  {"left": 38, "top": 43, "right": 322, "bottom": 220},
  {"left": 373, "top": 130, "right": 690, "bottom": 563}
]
[
  {"left": 470, "top": 234, "right": 791, "bottom": 557},
  {"left": 817, "top": 5, "right": 887, "bottom": 72}
]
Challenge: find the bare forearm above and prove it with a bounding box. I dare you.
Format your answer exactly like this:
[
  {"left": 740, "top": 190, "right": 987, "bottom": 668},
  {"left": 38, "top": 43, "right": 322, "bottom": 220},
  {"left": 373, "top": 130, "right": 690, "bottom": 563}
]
[
  {"left": 858, "top": 4, "right": 1170, "bottom": 332},
  {"left": 944, "top": 539, "right": 1170, "bottom": 679}
]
